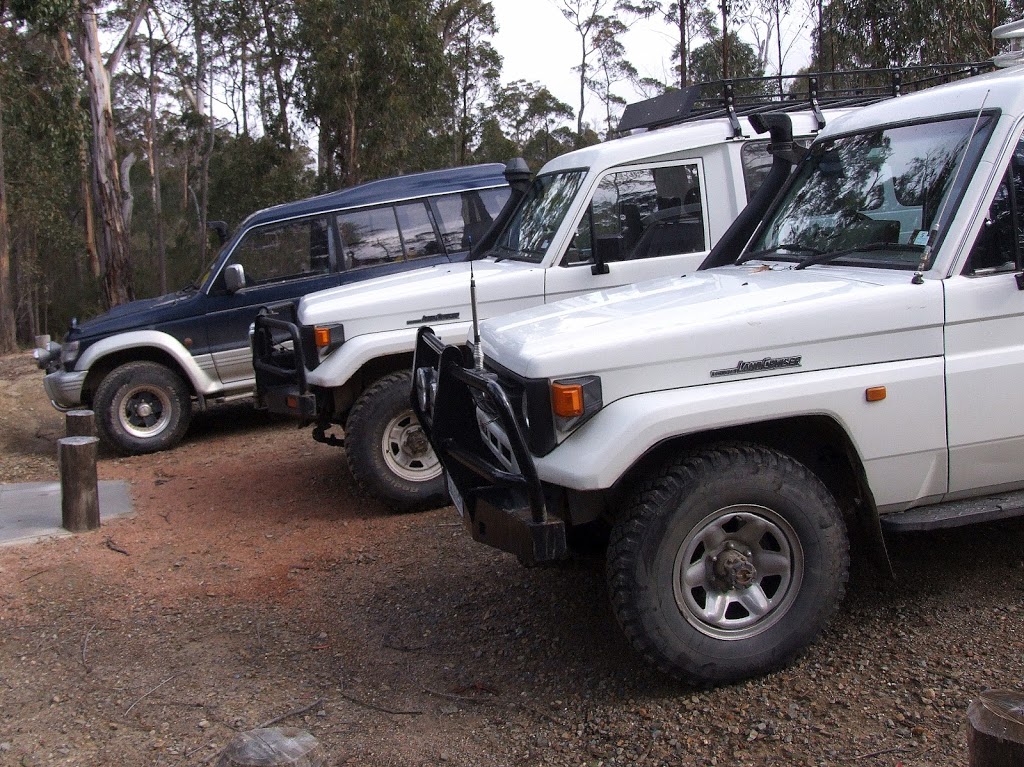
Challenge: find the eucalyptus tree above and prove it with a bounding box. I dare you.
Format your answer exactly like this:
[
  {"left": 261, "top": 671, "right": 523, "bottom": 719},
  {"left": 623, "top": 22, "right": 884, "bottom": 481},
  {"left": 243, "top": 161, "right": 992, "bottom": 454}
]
[
  {"left": 0, "top": 10, "right": 88, "bottom": 346},
  {"left": 434, "top": 0, "right": 502, "bottom": 165},
  {"left": 296, "top": 0, "right": 449, "bottom": 187},
  {"left": 812, "top": 0, "right": 1010, "bottom": 70},
  {"left": 8, "top": 0, "right": 147, "bottom": 310}
]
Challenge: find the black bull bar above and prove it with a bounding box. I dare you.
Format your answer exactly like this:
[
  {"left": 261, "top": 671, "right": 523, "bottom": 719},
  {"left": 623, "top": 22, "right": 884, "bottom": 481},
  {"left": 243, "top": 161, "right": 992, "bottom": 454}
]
[{"left": 410, "top": 326, "right": 566, "bottom": 563}]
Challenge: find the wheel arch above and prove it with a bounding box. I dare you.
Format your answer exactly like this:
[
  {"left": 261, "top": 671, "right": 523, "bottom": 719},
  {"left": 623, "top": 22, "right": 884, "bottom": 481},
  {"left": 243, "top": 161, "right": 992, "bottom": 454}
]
[
  {"left": 612, "top": 415, "right": 890, "bottom": 571},
  {"left": 82, "top": 347, "right": 195, "bottom": 406}
]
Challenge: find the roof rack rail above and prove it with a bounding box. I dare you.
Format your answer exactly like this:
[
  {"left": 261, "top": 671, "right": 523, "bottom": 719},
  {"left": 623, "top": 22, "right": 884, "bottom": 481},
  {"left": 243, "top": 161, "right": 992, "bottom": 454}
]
[{"left": 615, "top": 62, "right": 993, "bottom": 136}]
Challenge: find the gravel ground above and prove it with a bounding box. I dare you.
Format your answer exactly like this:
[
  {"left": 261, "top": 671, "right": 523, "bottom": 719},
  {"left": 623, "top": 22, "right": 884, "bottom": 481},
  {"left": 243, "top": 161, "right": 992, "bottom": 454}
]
[{"left": 0, "top": 352, "right": 1022, "bottom": 766}]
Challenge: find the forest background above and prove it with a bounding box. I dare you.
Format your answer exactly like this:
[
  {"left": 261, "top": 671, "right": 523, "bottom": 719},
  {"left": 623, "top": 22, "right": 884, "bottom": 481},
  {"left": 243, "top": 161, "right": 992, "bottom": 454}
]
[{"left": 0, "top": 0, "right": 1021, "bottom": 352}]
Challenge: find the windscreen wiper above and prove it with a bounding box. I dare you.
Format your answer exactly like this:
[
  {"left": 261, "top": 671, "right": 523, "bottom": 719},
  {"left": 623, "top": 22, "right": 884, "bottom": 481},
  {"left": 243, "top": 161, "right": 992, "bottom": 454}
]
[
  {"left": 794, "top": 243, "right": 924, "bottom": 270},
  {"left": 737, "top": 244, "right": 823, "bottom": 264}
]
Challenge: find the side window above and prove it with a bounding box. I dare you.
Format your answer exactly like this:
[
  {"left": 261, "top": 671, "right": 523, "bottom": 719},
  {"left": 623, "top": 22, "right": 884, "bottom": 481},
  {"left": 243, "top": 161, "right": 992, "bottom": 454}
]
[
  {"left": 432, "top": 187, "right": 511, "bottom": 254},
  {"left": 227, "top": 216, "right": 332, "bottom": 285},
  {"left": 337, "top": 207, "right": 404, "bottom": 269},
  {"left": 966, "top": 137, "right": 1024, "bottom": 275},
  {"left": 394, "top": 201, "right": 442, "bottom": 260},
  {"left": 564, "top": 163, "right": 705, "bottom": 265}
]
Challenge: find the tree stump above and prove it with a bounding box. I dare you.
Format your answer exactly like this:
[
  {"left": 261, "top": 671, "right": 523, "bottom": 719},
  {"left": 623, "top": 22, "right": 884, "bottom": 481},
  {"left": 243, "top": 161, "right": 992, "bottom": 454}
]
[
  {"left": 65, "top": 409, "right": 97, "bottom": 438},
  {"left": 59, "top": 436, "right": 100, "bottom": 532},
  {"left": 215, "top": 728, "right": 325, "bottom": 767},
  {"left": 968, "top": 689, "right": 1024, "bottom": 766}
]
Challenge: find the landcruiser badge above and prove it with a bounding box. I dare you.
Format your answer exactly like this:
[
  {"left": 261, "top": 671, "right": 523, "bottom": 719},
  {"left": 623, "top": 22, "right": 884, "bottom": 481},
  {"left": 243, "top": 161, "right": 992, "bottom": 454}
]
[
  {"left": 710, "top": 356, "right": 802, "bottom": 377},
  {"left": 407, "top": 312, "right": 460, "bottom": 325}
]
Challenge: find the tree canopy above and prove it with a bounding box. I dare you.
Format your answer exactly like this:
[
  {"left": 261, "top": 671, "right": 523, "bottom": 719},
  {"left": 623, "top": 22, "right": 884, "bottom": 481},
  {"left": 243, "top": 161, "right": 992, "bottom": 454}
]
[{"left": 0, "top": 0, "right": 1019, "bottom": 351}]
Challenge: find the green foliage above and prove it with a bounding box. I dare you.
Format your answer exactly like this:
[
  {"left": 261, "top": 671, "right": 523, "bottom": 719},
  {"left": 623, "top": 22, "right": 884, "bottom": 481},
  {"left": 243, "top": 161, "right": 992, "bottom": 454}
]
[
  {"left": 296, "top": 0, "right": 451, "bottom": 186},
  {"left": 8, "top": 0, "right": 75, "bottom": 29},
  {"left": 689, "top": 30, "right": 765, "bottom": 87},
  {"left": 0, "top": 22, "right": 93, "bottom": 341}
]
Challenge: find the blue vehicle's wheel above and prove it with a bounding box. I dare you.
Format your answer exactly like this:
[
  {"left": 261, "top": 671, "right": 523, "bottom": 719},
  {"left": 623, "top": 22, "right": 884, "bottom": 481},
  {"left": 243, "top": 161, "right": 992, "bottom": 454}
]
[{"left": 94, "top": 362, "right": 192, "bottom": 455}]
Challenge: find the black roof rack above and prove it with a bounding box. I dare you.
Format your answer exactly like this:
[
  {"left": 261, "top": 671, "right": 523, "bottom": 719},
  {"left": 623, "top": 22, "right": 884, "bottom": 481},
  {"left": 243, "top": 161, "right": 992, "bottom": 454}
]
[{"left": 615, "top": 62, "right": 994, "bottom": 137}]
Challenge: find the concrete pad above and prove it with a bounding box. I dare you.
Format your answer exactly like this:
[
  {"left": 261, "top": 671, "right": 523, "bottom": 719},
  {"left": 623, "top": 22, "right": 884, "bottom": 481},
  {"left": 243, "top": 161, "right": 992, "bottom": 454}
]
[{"left": 0, "top": 481, "right": 133, "bottom": 546}]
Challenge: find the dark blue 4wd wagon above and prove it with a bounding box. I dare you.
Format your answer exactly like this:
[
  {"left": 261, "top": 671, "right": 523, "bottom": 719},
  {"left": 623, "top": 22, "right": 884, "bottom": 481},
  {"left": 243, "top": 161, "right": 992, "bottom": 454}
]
[{"left": 33, "top": 163, "right": 511, "bottom": 455}]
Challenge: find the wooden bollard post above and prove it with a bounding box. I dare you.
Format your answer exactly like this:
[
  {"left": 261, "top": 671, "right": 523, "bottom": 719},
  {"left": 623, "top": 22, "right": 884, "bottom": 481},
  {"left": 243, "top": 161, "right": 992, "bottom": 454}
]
[
  {"left": 65, "top": 409, "right": 96, "bottom": 438},
  {"left": 59, "top": 436, "right": 100, "bottom": 532},
  {"left": 968, "top": 689, "right": 1024, "bottom": 766}
]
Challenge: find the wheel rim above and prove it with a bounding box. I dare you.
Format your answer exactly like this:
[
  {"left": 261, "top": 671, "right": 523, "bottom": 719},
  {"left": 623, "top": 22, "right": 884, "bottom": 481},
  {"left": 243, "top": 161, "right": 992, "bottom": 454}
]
[
  {"left": 380, "top": 409, "right": 441, "bottom": 483},
  {"left": 116, "top": 384, "right": 173, "bottom": 439},
  {"left": 673, "top": 504, "right": 803, "bottom": 641}
]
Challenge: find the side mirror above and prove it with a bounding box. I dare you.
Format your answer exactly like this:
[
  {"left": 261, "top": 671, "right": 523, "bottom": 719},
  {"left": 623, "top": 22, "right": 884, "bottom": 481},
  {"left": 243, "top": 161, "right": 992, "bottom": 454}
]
[
  {"left": 591, "top": 234, "right": 624, "bottom": 275},
  {"left": 224, "top": 263, "right": 246, "bottom": 293}
]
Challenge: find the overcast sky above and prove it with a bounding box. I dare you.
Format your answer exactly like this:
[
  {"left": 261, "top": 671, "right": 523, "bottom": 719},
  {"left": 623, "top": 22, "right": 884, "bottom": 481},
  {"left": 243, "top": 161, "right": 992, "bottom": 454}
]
[{"left": 490, "top": 0, "right": 815, "bottom": 129}]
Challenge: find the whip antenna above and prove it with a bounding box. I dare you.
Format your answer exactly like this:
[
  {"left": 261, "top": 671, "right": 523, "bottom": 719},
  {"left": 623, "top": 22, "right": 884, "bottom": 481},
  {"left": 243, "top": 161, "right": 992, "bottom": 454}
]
[
  {"left": 470, "top": 260, "right": 483, "bottom": 370},
  {"left": 913, "top": 90, "right": 990, "bottom": 283}
]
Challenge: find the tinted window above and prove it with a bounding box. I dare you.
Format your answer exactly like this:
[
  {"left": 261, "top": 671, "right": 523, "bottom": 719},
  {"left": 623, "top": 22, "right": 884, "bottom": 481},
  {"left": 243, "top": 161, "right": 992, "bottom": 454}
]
[
  {"left": 228, "top": 216, "right": 332, "bottom": 284},
  {"left": 566, "top": 163, "right": 705, "bottom": 265},
  {"left": 337, "top": 207, "right": 404, "bottom": 268},
  {"left": 433, "top": 187, "right": 511, "bottom": 253},
  {"left": 395, "top": 201, "right": 442, "bottom": 259}
]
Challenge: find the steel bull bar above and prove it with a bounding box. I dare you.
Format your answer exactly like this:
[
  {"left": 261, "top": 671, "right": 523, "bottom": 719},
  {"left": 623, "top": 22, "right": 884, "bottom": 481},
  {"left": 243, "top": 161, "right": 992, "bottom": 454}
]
[
  {"left": 411, "top": 326, "right": 566, "bottom": 564},
  {"left": 251, "top": 311, "right": 318, "bottom": 420}
]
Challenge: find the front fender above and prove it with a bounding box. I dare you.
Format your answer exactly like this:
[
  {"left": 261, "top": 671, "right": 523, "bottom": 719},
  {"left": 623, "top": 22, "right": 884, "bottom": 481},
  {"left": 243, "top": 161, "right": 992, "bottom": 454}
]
[
  {"left": 536, "top": 357, "right": 948, "bottom": 511},
  {"left": 77, "top": 331, "right": 221, "bottom": 395},
  {"left": 305, "top": 322, "right": 475, "bottom": 390}
]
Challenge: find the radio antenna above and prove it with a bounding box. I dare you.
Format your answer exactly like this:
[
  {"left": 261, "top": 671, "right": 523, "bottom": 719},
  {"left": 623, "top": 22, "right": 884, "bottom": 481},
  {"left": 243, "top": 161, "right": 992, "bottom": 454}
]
[
  {"left": 913, "top": 90, "right": 990, "bottom": 283},
  {"left": 470, "top": 260, "right": 484, "bottom": 370}
]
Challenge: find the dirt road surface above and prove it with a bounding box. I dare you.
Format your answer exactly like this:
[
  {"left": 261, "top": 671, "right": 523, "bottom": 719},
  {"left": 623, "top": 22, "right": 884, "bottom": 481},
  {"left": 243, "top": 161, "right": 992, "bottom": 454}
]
[{"left": 1, "top": 352, "right": 1022, "bottom": 766}]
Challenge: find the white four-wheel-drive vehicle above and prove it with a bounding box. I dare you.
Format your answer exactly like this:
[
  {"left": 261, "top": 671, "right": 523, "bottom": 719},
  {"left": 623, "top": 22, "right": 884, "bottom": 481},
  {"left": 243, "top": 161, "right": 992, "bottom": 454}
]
[
  {"left": 410, "top": 61, "right": 1024, "bottom": 685},
  {"left": 252, "top": 72, "right": 965, "bottom": 511}
]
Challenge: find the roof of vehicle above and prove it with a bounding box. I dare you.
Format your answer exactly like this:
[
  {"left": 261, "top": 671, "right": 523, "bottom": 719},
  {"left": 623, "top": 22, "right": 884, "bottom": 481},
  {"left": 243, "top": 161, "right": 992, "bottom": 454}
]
[
  {"left": 537, "top": 109, "right": 846, "bottom": 177},
  {"left": 819, "top": 64, "right": 1024, "bottom": 137},
  {"left": 241, "top": 163, "right": 509, "bottom": 228}
]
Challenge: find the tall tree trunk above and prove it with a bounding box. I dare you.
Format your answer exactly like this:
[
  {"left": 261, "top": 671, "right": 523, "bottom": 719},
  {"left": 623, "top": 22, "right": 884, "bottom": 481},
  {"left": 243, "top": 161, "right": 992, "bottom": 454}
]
[
  {"left": 79, "top": 2, "right": 133, "bottom": 309},
  {"left": 0, "top": 83, "right": 17, "bottom": 353},
  {"left": 57, "top": 28, "right": 100, "bottom": 279},
  {"left": 146, "top": 23, "right": 167, "bottom": 294}
]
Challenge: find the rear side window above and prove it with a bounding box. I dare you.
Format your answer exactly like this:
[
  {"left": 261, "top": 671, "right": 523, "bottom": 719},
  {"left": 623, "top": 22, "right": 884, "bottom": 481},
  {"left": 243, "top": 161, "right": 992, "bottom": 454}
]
[
  {"left": 227, "top": 215, "right": 332, "bottom": 285},
  {"left": 432, "top": 187, "right": 510, "bottom": 253},
  {"left": 337, "top": 207, "right": 405, "bottom": 268},
  {"left": 337, "top": 202, "right": 445, "bottom": 269}
]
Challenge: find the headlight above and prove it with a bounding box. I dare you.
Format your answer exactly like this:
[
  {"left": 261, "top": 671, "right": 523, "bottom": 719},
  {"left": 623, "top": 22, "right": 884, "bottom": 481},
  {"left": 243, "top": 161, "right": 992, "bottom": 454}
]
[{"left": 60, "top": 340, "right": 80, "bottom": 366}]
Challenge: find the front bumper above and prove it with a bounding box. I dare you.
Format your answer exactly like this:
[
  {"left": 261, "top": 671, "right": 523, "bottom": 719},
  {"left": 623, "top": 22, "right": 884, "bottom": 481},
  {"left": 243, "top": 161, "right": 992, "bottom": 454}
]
[
  {"left": 43, "top": 369, "right": 87, "bottom": 411},
  {"left": 411, "top": 327, "right": 566, "bottom": 564},
  {"left": 251, "top": 310, "right": 318, "bottom": 420}
]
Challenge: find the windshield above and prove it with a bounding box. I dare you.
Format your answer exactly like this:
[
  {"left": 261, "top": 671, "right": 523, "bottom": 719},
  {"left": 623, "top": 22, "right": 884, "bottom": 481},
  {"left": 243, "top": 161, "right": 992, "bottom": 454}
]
[
  {"left": 492, "top": 170, "right": 586, "bottom": 263},
  {"left": 746, "top": 114, "right": 994, "bottom": 271}
]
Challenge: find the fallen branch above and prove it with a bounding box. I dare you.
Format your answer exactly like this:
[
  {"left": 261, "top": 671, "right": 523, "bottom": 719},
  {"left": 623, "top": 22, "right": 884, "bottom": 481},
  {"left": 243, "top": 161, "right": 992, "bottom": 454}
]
[
  {"left": 852, "top": 746, "right": 910, "bottom": 761},
  {"left": 257, "top": 696, "right": 326, "bottom": 728},
  {"left": 81, "top": 623, "right": 96, "bottom": 672},
  {"left": 124, "top": 673, "right": 179, "bottom": 716},
  {"left": 338, "top": 691, "right": 422, "bottom": 716},
  {"left": 19, "top": 568, "right": 53, "bottom": 583},
  {"left": 423, "top": 687, "right": 495, "bottom": 704},
  {"left": 104, "top": 537, "right": 130, "bottom": 556}
]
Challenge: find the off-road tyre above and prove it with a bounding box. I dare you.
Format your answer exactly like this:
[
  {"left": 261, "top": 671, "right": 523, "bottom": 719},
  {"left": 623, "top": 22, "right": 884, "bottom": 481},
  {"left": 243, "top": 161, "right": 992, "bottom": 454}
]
[
  {"left": 345, "top": 371, "right": 445, "bottom": 512},
  {"left": 607, "top": 443, "right": 849, "bottom": 686},
  {"left": 93, "top": 361, "right": 193, "bottom": 455}
]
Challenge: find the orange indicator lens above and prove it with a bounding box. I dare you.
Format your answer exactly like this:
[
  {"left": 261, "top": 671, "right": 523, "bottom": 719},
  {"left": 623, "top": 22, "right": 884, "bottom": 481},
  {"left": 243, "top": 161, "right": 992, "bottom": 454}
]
[
  {"left": 314, "top": 327, "right": 332, "bottom": 348},
  {"left": 865, "top": 386, "right": 886, "bottom": 402},
  {"left": 551, "top": 383, "right": 584, "bottom": 417}
]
